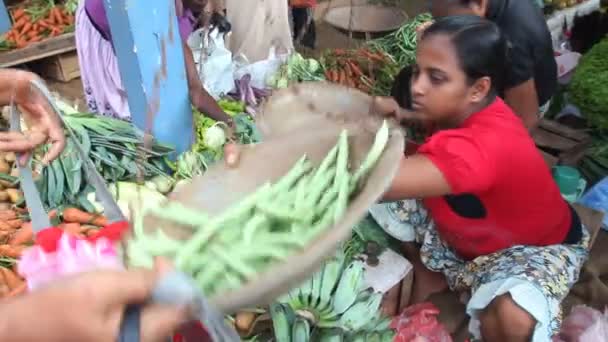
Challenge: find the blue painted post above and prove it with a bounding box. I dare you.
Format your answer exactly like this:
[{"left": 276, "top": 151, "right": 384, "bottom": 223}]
[
  {"left": 0, "top": 1, "right": 12, "bottom": 34},
  {"left": 103, "top": 0, "right": 193, "bottom": 154}
]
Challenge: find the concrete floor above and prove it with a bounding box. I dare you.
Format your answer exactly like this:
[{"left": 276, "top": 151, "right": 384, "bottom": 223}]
[{"left": 47, "top": 0, "right": 428, "bottom": 106}]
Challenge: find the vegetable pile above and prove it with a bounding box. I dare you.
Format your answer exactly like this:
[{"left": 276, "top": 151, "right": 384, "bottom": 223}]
[
  {"left": 126, "top": 121, "right": 390, "bottom": 297},
  {"left": 0, "top": 0, "right": 77, "bottom": 50},
  {"left": 227, "top": 74, "right": 271, "bottom": 117},
  {"left": 569, "top": 37, "right": 608, "bottom": 132},
  {"left": 36, "top": 112, "right": 173, "bottom": 211},
  {"left": 367, "top": 13, "right": 433, "bottom": 67},
  {"left": 321, "top": 48, "right": 400, "bottom": 95},
  {"left": 268, "top": 53, "right": 324, "bottom": 89}
]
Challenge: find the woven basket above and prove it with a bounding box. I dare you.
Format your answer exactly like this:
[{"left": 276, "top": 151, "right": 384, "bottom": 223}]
[{"left": 159, "top": 83, "right": 405, "bottom": 313}]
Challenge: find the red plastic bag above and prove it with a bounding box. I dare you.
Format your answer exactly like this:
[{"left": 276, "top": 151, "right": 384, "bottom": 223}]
[
  {"left": 391, "top": 303, "right": 453, "bottom": 342},
  {"left": 289, "top": 0, "right": 317, "bottom": 8}
]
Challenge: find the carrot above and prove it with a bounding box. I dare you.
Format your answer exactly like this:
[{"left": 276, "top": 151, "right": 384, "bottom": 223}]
[
  {"left": 53, "top": 7, "right": 64, "bottom": 25},
  {"left": 62, "top": 208, "right": 108, "bottom": 226},
  {"left": 38, "top": 20, "right": 50, "bottom": 29},
  {"left": 50, "top": 27, "right": 62, "bottom": 37},
  {"left": 324, "top": 70, "right": 332, "bottom": 80},
  {"left": 0, "top": 210, "right": 17, "bottom": 221},
  {"left": 343, "top": 62, "right": 353, "bottom": 78},
  {"left": 0, "top": 244, "right": 23, "bottom": 258},
  {"left": 9, "top": 222, "right": 32, "bottom": 246},
  {"left": 7, "top": 282, "right": 26, "bottom": 297},
  {"left": 11, "top": 8, "right": 25, "bottom": 21},
  {"left": 348, "top": 61, "right": 364, "bottom": 78},
  {"left": 28, "top": 35, "right": 41, "bottom": 43},
  {"left": 5, "top": 219, "right": 22, "bottom": 230},
  {"left": 12, "top": 16, "right": 28, "bottom": 30},
  {"left": 0, "top": 267, "right": 21, "bottom": 290},
  {"left": 338, "top": 68, "right": 346, "bottom": 84}
]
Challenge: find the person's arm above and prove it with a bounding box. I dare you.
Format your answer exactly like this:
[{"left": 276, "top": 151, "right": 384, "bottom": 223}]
[
  {"left": 182, "top": 41, "right": 232, "bottom": 124},
  {"left": 383, "top": 154, "right": 451, "bottom": 201},
  {"left": 504, "top": 79, "right": 540, "bottom": 130}
]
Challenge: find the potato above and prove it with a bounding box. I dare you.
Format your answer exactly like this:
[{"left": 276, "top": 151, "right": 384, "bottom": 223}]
[
  {"left": 5, "top": 189, "right": 22, "bottom": 204},
  {"left": 9, "top": 167, "right": 19, "bottom": 178},
  {"left": 0, "top": 160, "right": 10, "bottom": 175},
  {"left": 3, "top": 152, "right": 16, "bottom": 163},
  {"left": 0, "top": 203, "right": 12, "bottom": 211},
  {"left": 0, "top": 191, "right": 9, "bottom": 202},
  {"left": 0, "top": 180, "right": 13, "bottom": 189}
]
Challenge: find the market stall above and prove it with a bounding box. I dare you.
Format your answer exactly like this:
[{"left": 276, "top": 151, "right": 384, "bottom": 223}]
[{"left": 0, "top": 1, "right": 607, "bottom": 341}]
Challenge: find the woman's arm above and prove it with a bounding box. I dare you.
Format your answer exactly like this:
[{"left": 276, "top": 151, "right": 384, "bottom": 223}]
[
  {"left": 182, "top": 41, "right": 232, "bottom": 124},
  {"left": 382, "top": 154, "right": 451, "bottom": 202}
]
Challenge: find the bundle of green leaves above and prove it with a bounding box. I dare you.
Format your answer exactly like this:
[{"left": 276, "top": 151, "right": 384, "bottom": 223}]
[{"left": 570, "top": 37, "right": 608, "bottom": 132}]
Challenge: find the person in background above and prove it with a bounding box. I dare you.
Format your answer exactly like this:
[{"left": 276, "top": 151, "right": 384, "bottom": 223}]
[
  {"left": 421, "top": 0, "right": 558, "bottom": 130},
  {"left": 291, "top": 0, "right": 317, "bottom": 49},
  {"left": 223, "top": 0, "right": 293, "bottom": 63},
  {"left": 375, "top": 16, "right": 587, "bottom": 341},
  {"left": 75, "top": 0, "right": 233, "bottom": 125}
]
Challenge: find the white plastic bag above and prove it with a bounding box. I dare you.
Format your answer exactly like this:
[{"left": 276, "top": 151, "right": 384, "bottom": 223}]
[
  {"left": 188, "top": 28, "right": 234, "bottom": 99},
  {"left": 233, "top": 46, "right": 289, "bottom": 90}
]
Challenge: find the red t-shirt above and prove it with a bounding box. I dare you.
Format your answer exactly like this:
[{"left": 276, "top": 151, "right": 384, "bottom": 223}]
[{"left": 418, "top": 98, "right": 571, "bottom": 260}]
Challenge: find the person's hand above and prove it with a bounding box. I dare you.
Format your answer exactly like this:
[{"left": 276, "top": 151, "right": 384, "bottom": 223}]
[
  {"left": 416, "top": 20, "right": 434, "bottom": 43},
  {"left": 1, "top": 259, "right": 191, "bottom": 342},
  {"left": 372, "top": 96, "right": 416, "bottom": 124},
  {"left": 0, "top": 70, "right": 66, "bottom": 165},
  {"left": 224, "top": 143, "right": 240, "bottom": 168}
]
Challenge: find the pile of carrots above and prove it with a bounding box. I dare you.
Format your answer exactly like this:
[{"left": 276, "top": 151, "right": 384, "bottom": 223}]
[
  {"left": 322, "top": 48, "right": 400, "bottom": 95},
  {"left": 2, "top": 5, "right": 75, "bottom": 49},
  {"left": 0, "top": 207, "right": 109, "bottom": 299}
]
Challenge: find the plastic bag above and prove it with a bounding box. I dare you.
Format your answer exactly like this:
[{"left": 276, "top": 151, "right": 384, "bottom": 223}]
[
  {"left": 578, "top": 177, "right": 608, "bottom": 230},
  {"left": 553, "top": 306, "right": 608, "bottom": 342},
  {"left": 233, "top": 46, "right": 289, "bottom": 90},
  {"left": 391, "top": 302, "right": 453, "bottom": 342},
  {"left": 188, "top": 28, "right": 235, "bottom": 99}
]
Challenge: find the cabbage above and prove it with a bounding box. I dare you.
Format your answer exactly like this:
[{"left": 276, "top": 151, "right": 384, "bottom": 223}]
[{"left": 203, "top": 123, "right": 227, "bottom": 150}]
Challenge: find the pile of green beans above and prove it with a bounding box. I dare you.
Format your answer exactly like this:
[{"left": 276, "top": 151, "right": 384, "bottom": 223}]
[
  {"left": 367, "top": 13, "right": 433, "bottom": 67},
  {"left": 127, "top": 121, "right": 390, "bottom": 296}
]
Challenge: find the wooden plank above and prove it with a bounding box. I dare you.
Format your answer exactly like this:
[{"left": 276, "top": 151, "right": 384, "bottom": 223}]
[
  {"left": 538, "top": 119, "right": 590, "bottom": 142},
  {"left": 533, "top": 128, "right": 581, "bottom": 151},
  {"left": 541, "top": 150, "right": 558, "bottom": 168},
  {"left": 573, "top": 204, "right": 605, "bottom": 249},
  {"left": 0, "top": 33, "right": 76, "bottom": 68}
]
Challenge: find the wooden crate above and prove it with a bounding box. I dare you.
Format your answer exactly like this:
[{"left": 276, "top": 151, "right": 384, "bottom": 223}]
[
  {"left": 532, "top": 119, "right": 592, "bottom": 166},
  {"left": 0, "top": 32, "right": 76, "bottom": 68},
  {"left": 31, "top": 51, "right": 80, "bottom": 82}
]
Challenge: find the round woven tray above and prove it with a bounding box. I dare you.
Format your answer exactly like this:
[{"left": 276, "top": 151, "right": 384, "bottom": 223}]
[
  {"left": 324, "top": 5, "right": 408, "bottom": 34},
  {"left": 167, "top": 83, "right": 405, "bottom": 313}
]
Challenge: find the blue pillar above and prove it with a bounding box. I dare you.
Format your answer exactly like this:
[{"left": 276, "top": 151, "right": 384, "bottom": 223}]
[
  {"left": 0, "top": 2, "right": 11, "bottom": 34},
  {"left": 103, "top": 0, "right": 193, "bottom": 154}
]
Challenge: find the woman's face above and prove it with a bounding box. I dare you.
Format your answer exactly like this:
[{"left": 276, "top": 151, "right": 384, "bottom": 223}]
[{"left": 410, "top": 34, "right": 478, "bottom": 127}]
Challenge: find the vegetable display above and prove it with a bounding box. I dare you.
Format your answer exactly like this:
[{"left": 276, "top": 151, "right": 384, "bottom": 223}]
[
  {"left": 0, "top": 0, "right": 77, "bottom": 51},
  {"left": 367, "top": 13, "right": 433, "bottom": 67},
  {"left": 228, "top": 74, "right": 271, "bottom": 117},
  {"left": 126, "top": 121, "right": 390, "bottom": 297},
  {"left": 270, "top": 250, "right": 395, "bottom": 341},
  {"left": 36, "top": 112, "right": 173, "bottom": 211},
  {"left": 321, "top": 48, "right": 400, "bottom": 96},
  {"left": 268, "top": 53, "right": 325, "bottom": 89},
  {"left": 569, "top": 37, "right": 608, "bottom": 132}
]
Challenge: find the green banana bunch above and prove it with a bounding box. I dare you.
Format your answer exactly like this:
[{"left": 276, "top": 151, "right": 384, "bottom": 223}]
[{"left": 270, "top": 250, "right": 394, "bottom": 341}]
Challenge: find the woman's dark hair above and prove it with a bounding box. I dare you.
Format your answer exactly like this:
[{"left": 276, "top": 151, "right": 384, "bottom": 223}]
[
  {"left": 421, "top": 15, "right": 510, "bottom": 98},
  {"left": 391, "top": 66, "right": 413, "bottom": 110}
]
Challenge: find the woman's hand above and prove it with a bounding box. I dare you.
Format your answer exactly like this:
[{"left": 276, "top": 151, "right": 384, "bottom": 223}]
[
  {"left": 0, "top": 70, "right": 66, "bottom": 165},
  {"left": 0, "top": 259, "right": 191, "bottom": 342},
  {"left": 373, "top": 96, "right": 418, "bottom": 124}
]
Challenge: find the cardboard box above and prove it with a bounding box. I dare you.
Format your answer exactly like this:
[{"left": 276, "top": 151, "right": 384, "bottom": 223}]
[{"left": 34, "top": 51, "right": 80, "bottom": 82}]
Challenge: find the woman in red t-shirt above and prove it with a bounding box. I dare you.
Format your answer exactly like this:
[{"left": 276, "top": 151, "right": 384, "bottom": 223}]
[{"left": 371, "top": 16, "right": 589, "bottom": 341}]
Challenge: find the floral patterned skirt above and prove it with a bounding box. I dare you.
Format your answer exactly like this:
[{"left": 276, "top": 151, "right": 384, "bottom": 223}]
[{"left": 371, "top": 199, "right": 590, "bottom": 341}]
